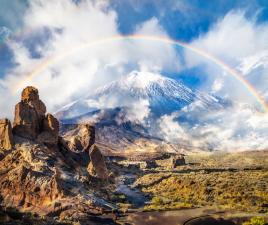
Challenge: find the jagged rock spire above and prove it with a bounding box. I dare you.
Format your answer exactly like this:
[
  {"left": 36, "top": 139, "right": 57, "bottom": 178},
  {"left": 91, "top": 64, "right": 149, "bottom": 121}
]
[
  {"left": 13, "top": 86, "right": 46, "bottom": 139},
  {"left": 0, "top": 118, "right": 14, "bottom": 150}
]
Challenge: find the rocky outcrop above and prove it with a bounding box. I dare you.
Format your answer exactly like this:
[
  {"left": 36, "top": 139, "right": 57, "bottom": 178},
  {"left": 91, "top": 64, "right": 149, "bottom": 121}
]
[
  {"left": 0, "top": 86, "right": 108, "bottom": 220},
  {"left": 0, "top": 165, "right": 63, "bottom": 209},
  {"left": 87, "top": 145, "right": 108, "bottom": 180},
  {"left": 140, "top": 160, "right": 158, "bottom": 169},
  {"left": 12, "top": 86, "right": 60, "bottom": 147},
  {"left": 37, "top": 114, "right": 59, "bottom": 145},
  {"left": 0, "top": 118, "right": 14, "bottom": 150},
  {"left": 12, "top": 101, "right": 41, "bottom": 140},
  {"left": 61, "top": 124, "right": 95, "bottom": 152},
  {"left": 169, "top": 154, "right": 186, "bottom": 168},
  {"left": 13, "top": 86, "right": 46, "bottom": 140},
  {"left": 21, "top": 86, "right": 46, "bottom": 116},
  {"left": 0, "top": 143, "right": 65, "bottom": 213},
  {"left": 43, "top": 113, "right": 59, "bottom": 135}
]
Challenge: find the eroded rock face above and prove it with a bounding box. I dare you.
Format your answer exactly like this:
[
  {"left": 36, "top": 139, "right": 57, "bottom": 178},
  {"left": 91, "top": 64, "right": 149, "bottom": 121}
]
[
  {"left": 87, "top": 145, "right": 108, "bottom": 180},
  {"left": 37, "top": 114, "right": 60, "bottom": 145},
  {"left": 0, "top": 144, "right": 64, "bottom": 212},
  {"left": 12, "top": 86, "right": 61, "bottom": 146},
  {"left": 0, "top": 118, "right": 14, "bottom": 150},
  {"left": 0, "top": 165, "right": 63, "bottom": 208},
  {"left": 43, "top": 113, "right": 59, "bottom": 135},
  {"left": 62, "top": 124, "right": 95, "bottom": 152},
  {"left": 37, "top": 131, "right": 59, "bottom": 146},
  {"left": 0, "top": 86, "right": 105, "bottom": 219},
  {"left": 0, "top": 135, "right": 103, "bottom": 217},
  {"left": 13, "top": 102, "right": 40, "bottom": 140},
  {"left": 21, "top": 86, "right": 46, "bottom": 117},
  {"left": 13, "top": 86, "right": 46, "bottom": 140}
]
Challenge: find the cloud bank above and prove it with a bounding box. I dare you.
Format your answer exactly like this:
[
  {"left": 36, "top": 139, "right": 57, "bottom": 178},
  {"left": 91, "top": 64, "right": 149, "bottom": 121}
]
[
  {"left": 157, "top": 102, "right": 268, "bottom": 151},
  {"left": 0, "top": 0, "right": 179, "bottom": 118},
  {"left": 185, "top": 10, "right": 268, "bottom": 106}
]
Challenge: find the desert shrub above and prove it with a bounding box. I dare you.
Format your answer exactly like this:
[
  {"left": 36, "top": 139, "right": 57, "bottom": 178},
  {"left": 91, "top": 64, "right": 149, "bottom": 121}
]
[
  {"left": 151, "top": 196, "right": 164, "bottom": 205},
  {"left": 243, "top": 217, "right": 266, "bottom": 225}
]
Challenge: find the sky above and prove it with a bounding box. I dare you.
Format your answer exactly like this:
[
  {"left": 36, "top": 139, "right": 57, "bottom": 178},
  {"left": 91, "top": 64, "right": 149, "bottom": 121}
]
[{"left": 0, "top": 0, "right": 268, "bottom": 151}]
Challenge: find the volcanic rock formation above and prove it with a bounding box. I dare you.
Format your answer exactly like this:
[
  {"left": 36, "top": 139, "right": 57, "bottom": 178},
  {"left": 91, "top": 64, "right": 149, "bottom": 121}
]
[
  {"left": 61, "top": 124, "right": 95, "bottom": 152},
  {"left": 37, "top": 113, "right": 60, "bottom": 146},
  {"left": 87, "top": 145, "right": 108, "bottom": 180},
  {"left": 13, "top": 86, "right": 46, "bottom": 140},
  {"left": 0, "top": 86, "right": 110, "bottom": 221},
  {"left": 0, "top": 118, "right": 14, "bottom": 150}
]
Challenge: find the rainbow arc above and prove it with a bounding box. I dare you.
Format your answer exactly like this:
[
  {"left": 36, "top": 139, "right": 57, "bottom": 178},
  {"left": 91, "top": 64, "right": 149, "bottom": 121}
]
[{"left": 8, "top": 35, "right": 268, "bottom": 113}]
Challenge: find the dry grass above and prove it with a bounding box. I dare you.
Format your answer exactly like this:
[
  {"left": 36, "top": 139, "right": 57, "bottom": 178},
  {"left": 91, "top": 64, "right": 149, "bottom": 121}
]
[{"left": 134, "top": 151, "right": 268, "bottom": 213}]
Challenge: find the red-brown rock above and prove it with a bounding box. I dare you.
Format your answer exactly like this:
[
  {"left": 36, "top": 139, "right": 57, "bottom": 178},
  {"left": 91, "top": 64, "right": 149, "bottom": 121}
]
[
  {"left": 37, "top": 114, "right": 60, "bottom": 145},
  {"left": 21, "top": 86, "right": 46, "bottom": 117},
  {"left": 0, "top": 118, "right": 14, "bottom": 150},
  {"left": 13, "top": 101, "right": 40, "bottom": 139},
  {"left": 87, "top": 145, "right": 108, "bottom": 180},
  {"left": 13, "top": 86, "right": 46, "bottom": 140},
  {"left": 62, "top": 124, "right": 95, "bottom": 152},
  {"left": 0, "top": 145, "right": 64, "bottom": 212},
  {"left": 43, "top": 113, "right": 59, "bottom": 136}
]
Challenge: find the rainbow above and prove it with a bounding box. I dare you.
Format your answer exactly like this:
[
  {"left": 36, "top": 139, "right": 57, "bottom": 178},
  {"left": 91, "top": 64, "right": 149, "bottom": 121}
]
[{"left": 11, "top": 34, "right": 268, "bottom": 113}]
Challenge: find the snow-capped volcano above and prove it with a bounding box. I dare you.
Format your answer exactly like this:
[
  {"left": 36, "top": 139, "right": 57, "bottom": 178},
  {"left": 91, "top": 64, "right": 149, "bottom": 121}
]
[{"left": 56, "top": 71, "right": 224, "bottom": 119}]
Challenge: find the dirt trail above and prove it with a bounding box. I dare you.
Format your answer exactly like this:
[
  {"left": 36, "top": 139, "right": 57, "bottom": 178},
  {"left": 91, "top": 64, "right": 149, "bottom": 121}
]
[{"left": 118, "top": 207, "right": 268, "bottom": 225}]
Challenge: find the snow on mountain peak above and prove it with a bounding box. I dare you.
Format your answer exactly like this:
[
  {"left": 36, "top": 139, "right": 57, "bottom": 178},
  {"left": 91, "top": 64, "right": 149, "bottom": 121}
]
[
  {"left": 124, "top": 71, "right": 165, "bottom": 89},
  {"left": 56, "top": 70, "right": 225, "bottom": 120}
]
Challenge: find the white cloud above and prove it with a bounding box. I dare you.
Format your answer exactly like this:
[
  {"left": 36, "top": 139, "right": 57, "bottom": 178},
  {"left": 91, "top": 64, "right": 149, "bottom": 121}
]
[
  {"left": 158, "top": 112, "right": 190, "bottom": 143},
  {"left": 211, "top": 78, "right": 223, "bottom": 93},
  {"left": 157, "top": 103, "right": 268, "bottom": 151},
  {"left": 184, "top": 10, "right": 268, "bottom": 107},
  {"left": 237, "top": 50, "right": 268, "bottom": 75},
  {"left": 115, "top": 99, "right": 151, "bottom": 125},
  {"left": 0, "top": 0, "right": 179, "bottom": 119},
  {"left": 129, "top": 17, "right": 181, "bottom": 73}
]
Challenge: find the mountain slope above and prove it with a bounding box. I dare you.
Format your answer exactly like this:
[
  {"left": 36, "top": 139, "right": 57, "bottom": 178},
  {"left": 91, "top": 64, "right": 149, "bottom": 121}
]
[
  {"left": 56, "top": 71, "right": 224, "bottom": 119},
  {"left": 55, "top": 71, "right": 230, "bottom": 154}
]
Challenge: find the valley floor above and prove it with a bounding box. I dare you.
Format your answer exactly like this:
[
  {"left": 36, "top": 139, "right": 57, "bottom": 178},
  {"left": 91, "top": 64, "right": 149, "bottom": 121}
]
[
  {"left": 0, "top": 150, "right": 267, "bottom": 225},
  {"left": 112, "top": 151, "right": 268, "bottom": 225}
]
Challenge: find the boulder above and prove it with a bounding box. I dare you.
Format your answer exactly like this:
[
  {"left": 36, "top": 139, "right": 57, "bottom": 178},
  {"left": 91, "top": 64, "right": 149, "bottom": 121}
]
[
  {"left": 0, "top": 118, "right": 14, "bottom": 150},
  {"left": 13, "top": 86, "right": 46, "bottom": 140},
  {"left": 87, "top": 145, "right": 108, "bottom": 180},
  {"left": 63, "top": 124, "right": 95, "bottom": 152},
  {"left": 37, "top": 114, "right": 60, "bottom": 145},
  {"left": 42, "top": 113, "right": 59, "bottom": 136},
  {"left": 140, "top": 160, "right": 158, "bottom": 169},
  {"left": 169, "top": 154, "right": 185, "bottom": 168}
]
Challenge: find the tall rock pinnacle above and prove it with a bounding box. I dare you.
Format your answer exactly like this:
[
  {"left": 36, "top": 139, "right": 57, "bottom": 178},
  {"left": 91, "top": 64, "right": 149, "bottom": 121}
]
[
  {"left": 13, "top": 86, "right": 46, "bottom": 140},
  {"left": 0, "top": 118, "right": 14, "bottom": 150},
  {"left": 11, "top": 86, "right": 59, "bottom": 146}
]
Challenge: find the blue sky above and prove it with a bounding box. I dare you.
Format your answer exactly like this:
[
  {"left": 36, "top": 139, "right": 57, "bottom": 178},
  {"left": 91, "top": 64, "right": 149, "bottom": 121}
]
[
  {"left": 2, "top": 0, "right": 268, "bottom": 41},
  {"left": 1, "top": 0, "right": 268, "bottom": 84},
  {"left": 111, "top": 0, "right": 268, "bottom": 40}
]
